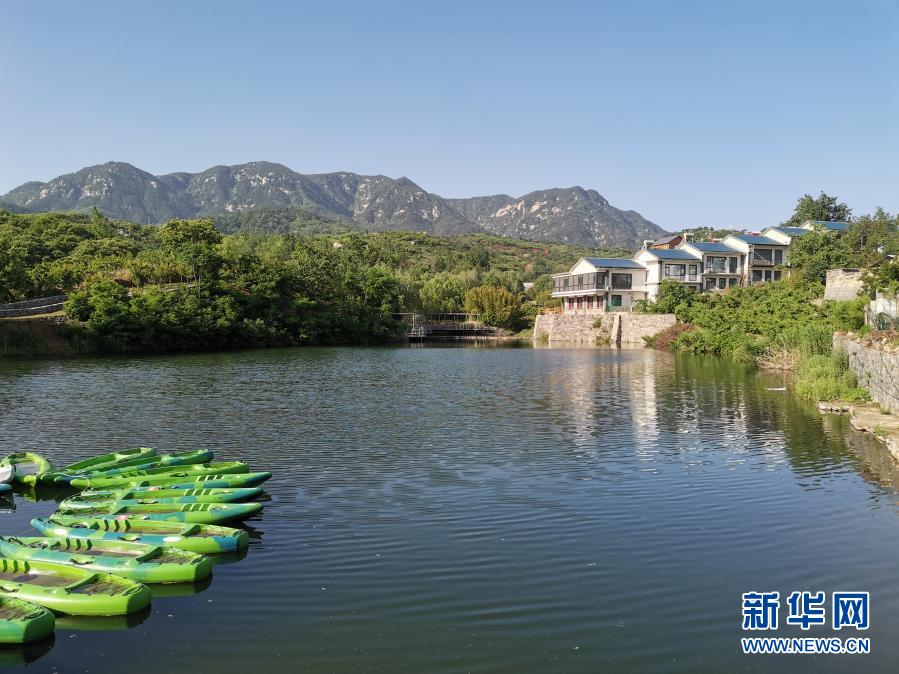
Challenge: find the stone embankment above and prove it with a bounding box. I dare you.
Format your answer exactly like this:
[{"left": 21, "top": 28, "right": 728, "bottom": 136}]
[
  {"left": 833, "top": 332, "right": 899, "bottom": 414},
  {"left": 828, "top": 332, "right": 899, "bottom": 462},
  {"left": 533, "top": 313, "right": 676, "bottom": 346}
]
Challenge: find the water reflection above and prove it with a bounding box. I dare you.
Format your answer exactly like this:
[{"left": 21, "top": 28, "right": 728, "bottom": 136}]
[
  {"left": 1, "top": 347, "right": 899, "bottom": 673},
  {"left": 0, "top": 635, "right": 55, "bottom": 667},
  {"left": 148, "top": 575, "right": 213, "bottom": 599},
  {"left": 56, "top": 605, "right": 152, "bottom": 632}
]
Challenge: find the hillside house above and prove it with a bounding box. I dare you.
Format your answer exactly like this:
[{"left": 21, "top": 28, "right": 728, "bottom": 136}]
[{"left": 550, "top": 220, "right": 855, "bottom": 313}]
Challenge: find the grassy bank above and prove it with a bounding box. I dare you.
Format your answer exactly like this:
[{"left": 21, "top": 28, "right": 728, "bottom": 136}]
[{"left": 641, "top": 280, "right": 870, "bottom": 402}]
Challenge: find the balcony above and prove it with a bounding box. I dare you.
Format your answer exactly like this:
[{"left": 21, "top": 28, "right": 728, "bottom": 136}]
[{"left": 751, "top": 256, "right": 775, "bottom": 266}]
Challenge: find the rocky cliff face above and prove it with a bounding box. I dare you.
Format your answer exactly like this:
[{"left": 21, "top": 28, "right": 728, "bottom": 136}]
[
  {"left": 2, "top": 161, "right": 667, "bottom": 246},
  {"left": 447, "top": 187, "right": 664, "bottom": 248}
]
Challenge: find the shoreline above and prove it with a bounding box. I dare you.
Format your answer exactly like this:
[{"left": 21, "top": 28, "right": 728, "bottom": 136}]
[{"left": 819, "top": 401, "right": 899, "bottom": 463}]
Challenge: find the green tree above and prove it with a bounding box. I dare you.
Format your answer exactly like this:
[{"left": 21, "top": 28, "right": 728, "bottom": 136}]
[
  {"left": 640, "top": 280, "right": 698, "bottom": 315},
  {"left": 156, "top": 219, "right": 222, "bottom": 247},
  {"left": 464, "top": 245, "right": 490, "bottom": 270},
  {"left": 786, "top": 230, "right": 851, "bottom": 286},
  {"left": 841, "top": 208, "right": 899, "bottom": 268},
  {"left": 464, "top": 285, "right": 524, "bottom": 330},
  {"left": 419, "top": 273, "right": 467, "bottom": 313},
  {"left": 784, "top": 192, "right": 852, "bottom": 226}
]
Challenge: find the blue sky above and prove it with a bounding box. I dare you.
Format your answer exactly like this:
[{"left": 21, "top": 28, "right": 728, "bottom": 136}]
[{"left": 1, "top": 0, "right": 897, "bottom": 230}]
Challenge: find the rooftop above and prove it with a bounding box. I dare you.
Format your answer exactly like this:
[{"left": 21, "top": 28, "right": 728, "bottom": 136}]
[
  {"left": 768, "top": 226, "right": 810, "bottom": 237},
  {"left": 729, "top": 234, "right": 784, "bottom": 246},
  {"left": 583, "top": 257, "right": 646, "bottom": 269},
  {"left": 652, "top": 234, "right": 681, "bottom": 245},
  {"left": 643, "top": 248, "right": 701, "bottom": 260},
  {"left": 805, "top": 220, "right": 852, "bottom": 231},
  {"left": 686, "top": 241, "right": 738, "bottom": 253}
]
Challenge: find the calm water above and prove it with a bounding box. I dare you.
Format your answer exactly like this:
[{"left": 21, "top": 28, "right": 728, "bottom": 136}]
[{"left": 0, "top": 346, "right": 898, "bottom": 673}]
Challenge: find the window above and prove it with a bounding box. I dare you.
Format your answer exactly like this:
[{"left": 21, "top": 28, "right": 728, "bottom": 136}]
[
  {"left": 728, "top": 277, "right": 738, "bottom": 287},
  {"left": 718, "top": 277, "right": 727, "bottom": 289},
  {"left": 729, "top": 257, "right": 738, "bottom": 274},
  {"left": 665, "top": 264, "right": 686, "bottom": 279},
  {"left": 773, "top": 270, "right": 782, "bottom": 281},
  {"left": 562, "top": 276, "right": 570, "bottom": 290},
  {"left": 705, "top": 278, "right": 717, "bottom": 291},
  {"left": 774, "top": 249, "right": 783, "bottom": 265},
  {"left": 706, "top": 256, "right": 727, "bottom": 273},
  {"left": 753, "top": 248, "right": 773, "bottom": 264},
  {"left": 610, "top": 295, "right": 623, "bottom": 307},
  {"left": 752, "top": 270, "right": 764, "bottom": 283},
  {"left": 611, "top": 273, "right": 632, "bottom": 289},
  {"left": 688, "top": 264, "right": 698, "bottom": 281}
]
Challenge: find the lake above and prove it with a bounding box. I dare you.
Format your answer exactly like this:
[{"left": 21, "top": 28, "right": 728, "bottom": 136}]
[{"left": 0, "top": 346, "right": 898, "bottom": 672}]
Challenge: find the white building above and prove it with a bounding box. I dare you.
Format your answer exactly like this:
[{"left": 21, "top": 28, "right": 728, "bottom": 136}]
[
  {"left": 550, "top": 257, "right": 648, "bottom": 313},
  {"left": 550, "top": 221, "right": 852, "bottom": 314}
]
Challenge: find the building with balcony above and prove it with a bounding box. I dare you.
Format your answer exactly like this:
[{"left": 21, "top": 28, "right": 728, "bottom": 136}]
[
  {"left": 551, "top": 257, "right": 648, "bottom": 313},
  {"left": 634, "top": 248, "right": 702, "bottom": 297},
  {"left": 722, "top": 234, "right": 788, "bottom": 285},
  {"left": 761, "top": 226, "right": 811, "bottom": 245},
  {"left": 680, "top": 241, "right": 745, "bottom": 292},
  {"left": 549, "top": 221, "right": 848, "bottom": 312}
]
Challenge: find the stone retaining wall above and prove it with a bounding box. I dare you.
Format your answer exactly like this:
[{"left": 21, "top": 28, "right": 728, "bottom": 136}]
[
  {"left": 619, "top": 314, "right": 677, "bottom": 344},
  {"left": 0, "top": 294, "right": 68, "bottom": 318},
  {"left": 833, "top": 333, "right": 899, "bottom": 414},
  {"left": 824, "top": 269, "right": 863, "bottom": 300},
  {"left": 533, "top": 313, "right": 675, "bottom": 346}
]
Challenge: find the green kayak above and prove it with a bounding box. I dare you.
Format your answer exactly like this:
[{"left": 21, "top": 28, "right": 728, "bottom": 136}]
[
  {"left": 69, "top": 462, "right": 249, "bottom": 489},
  {"left": 0, "top": 557, "right": 150, "bottom": 615},
  {"left": 85, "top": 472, "right": 273, "bottom": 490},
  {"left": 33, "top": 516, "right": 249, "bottom": 554},
  {"left": 39, "top": 448, "right": 157, "bottom": 483},
  {"left": 0, "top": 537, "right": 213, "bottom": 584},
  {"left": 48, "top": 449, "right": 213, "bottom": 484},
  {"left": 54, "top": 501, "right": 263, "bottom": 524},
  {"left": 71, "top": 449, "right": 215, "bottom": 478},
  {"left": 64, "top": 487, "right": 262, "bottom": 507},
  {"left": 0, "top": 596, "right": 55, "bottom": 644},
  {"left": 0, "top": 453, "right": 52, "bottom": 486}
]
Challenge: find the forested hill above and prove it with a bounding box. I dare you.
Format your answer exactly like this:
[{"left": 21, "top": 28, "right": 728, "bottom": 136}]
[
  {"left": 0, "top": 161, "right": 667, "bottom": 248},
  {"left": 0, "top": 209, "right": 629, "bottom": 354}
]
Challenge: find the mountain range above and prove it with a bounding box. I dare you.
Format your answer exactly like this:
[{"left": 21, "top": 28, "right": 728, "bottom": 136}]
[{"left": 0, "top": 161, "right": 667, "bottom": 247}]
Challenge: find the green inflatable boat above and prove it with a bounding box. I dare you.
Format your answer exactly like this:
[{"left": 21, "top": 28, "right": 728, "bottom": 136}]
[
  {"left": 0, "top": 537, "right": 213, "bottom": 584},
  {"left": 93, "top": 472, "right": 272, "bottom": 490},
  {"left": 0, "top": 557, "right": 151, "bottom": 615},
  {"left": 72, "top": 450, "right": 214, "bottom": 478},
  {"left": 33, "top": 516, "right": 249, "bottom": 554},
  {"left": 54, "top": 501, "right": 263, "bottom": 524},
  {"left": 64, "top": 487, "right": 262, "bottom": 507},
  {"left": 69, "top": 462, "right": 249, "bottom": 489},
  {"left": 39, "top": 448, "right": 157, "bottom": 483},
  {"left": 0, "top": 453, "right": 52, "bottom": 486},
  {"left": 0, "top": 596, "right": 55, "bottom": 644}
]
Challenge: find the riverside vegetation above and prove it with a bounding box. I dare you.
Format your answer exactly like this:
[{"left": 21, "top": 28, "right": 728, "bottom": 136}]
[
  {"left": 638, "top": 194, "right": 899, "bottom": 402},
  {"left": 0, "top": 208, "right": 621, "bottom": 355}
]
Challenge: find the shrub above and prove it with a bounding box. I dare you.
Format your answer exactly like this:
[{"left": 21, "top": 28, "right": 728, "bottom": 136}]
[
  {"left": 464, "top": 285, "right": 524, "bottom": 330},
  {"left": 794, "top": 353, "right": 869, "bottom": 402}
]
